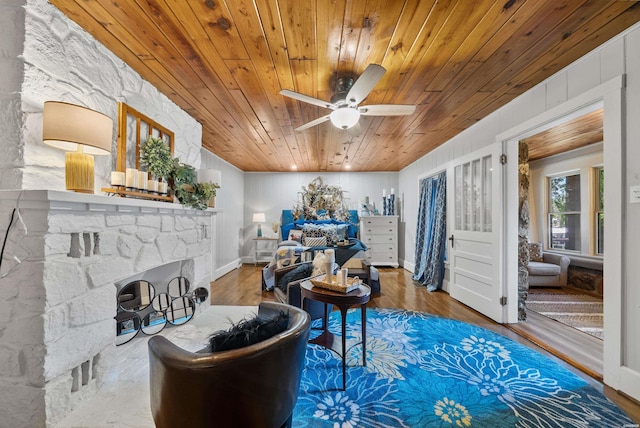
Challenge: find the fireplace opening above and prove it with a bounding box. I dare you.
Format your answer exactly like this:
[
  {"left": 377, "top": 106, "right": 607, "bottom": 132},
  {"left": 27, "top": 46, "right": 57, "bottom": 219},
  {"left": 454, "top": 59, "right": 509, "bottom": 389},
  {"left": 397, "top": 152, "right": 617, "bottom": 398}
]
[{"left": 114, "top": 259, "right": 209, "bottom": 345}]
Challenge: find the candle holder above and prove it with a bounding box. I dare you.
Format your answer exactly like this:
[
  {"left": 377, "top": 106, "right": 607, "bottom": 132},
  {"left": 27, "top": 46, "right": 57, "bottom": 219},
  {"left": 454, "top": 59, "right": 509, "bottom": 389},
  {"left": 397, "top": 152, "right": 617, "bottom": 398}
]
[
  {"left": 389, "top": 194, "right": 395, "bottom": 215},
  {"left": 383, "top": 196, "right": 388, "bottom": 215}
]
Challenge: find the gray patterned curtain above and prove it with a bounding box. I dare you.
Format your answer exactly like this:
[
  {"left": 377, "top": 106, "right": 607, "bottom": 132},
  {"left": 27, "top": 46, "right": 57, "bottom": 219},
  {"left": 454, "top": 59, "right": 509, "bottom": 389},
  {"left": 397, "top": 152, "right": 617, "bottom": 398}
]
[{"left": 413, "top": 171, "right": 447, "bottom": 291}]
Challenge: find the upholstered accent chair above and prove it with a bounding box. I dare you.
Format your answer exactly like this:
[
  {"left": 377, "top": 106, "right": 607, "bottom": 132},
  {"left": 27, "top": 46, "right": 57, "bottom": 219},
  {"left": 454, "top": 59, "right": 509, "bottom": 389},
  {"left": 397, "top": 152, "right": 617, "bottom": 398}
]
[
  {"left": 148, "top": 302, "right": 310, "bottom": 428},
  {"left": 527, "top": 247, "right": 571, "bottom": 287},
  {"left": 273, "top": 261, "right": 336, "bottom": 321}
]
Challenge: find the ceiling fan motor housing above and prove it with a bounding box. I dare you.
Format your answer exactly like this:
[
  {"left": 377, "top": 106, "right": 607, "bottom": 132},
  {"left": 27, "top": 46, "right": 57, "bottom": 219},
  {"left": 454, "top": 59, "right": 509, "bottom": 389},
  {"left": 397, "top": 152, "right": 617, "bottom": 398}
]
[{"left": 330, "top": 76, "right": 355, "bottom": 105}]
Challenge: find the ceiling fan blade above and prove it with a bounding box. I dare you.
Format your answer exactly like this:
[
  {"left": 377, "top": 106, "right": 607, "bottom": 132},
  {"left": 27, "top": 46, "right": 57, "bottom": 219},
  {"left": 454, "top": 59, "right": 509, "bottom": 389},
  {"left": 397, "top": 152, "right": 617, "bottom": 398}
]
[
  {"left": 359, "top": 104, "right": 416, "bottom": 116},
  {"left": 280, "top": 89, "right": 334, "bottom": 109},
  {"left": 294, "top": 114, "right": 331, "bottom": 131},
  {"left": 346, "top": 64, "right": 386, "bottom": 105}
]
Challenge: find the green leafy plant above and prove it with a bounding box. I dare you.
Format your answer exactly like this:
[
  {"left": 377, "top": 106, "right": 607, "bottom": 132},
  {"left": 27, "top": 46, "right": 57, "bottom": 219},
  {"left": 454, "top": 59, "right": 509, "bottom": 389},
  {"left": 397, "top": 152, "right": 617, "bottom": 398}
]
[
  {"left": 140, "top": 137, "right": 173, "bottom": 180},
  {"left": 197, "top": 182, "right": 220, "bottom": 201},
  {"left": 169, "top": 159, "right": 219, "bottom": 210}
]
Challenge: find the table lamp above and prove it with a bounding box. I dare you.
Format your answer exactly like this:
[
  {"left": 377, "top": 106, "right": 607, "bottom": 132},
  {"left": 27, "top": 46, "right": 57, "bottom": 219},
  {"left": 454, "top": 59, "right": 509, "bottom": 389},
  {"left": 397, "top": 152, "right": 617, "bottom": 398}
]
[
  {"left": 253, "top": 213, "right": 266, "bottom": 237},
  {"left": 42, "top": 101, "right": 113, "bottom": 194}
]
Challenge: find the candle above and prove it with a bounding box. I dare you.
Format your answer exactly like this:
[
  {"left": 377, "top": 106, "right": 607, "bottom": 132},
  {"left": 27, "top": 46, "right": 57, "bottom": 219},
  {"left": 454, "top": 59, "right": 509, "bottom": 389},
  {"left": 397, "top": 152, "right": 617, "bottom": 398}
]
[
  {"left": 158, "top": 181, "right": 168, "bottom": 194},
  {"left": 324, "top": 248, "right": 335, "bottom": 264},
  {"left": 148, "top": 179, "right": 158, "bottom": 192},
  {"left": 125, "top": 168, "right": 138, "bottom": 189},
  {"left": 337, "top": 269, "right": 344, "bottom": 285},
  {"left": 137, "top": 171, "right": 148, "bottom": 190},
  {"left": 382, "top": 188, "right": 387, "bottom": 197},
  {"left": 391, "top": 187, "right": 395, "bottom": 195},
  {"left": 110, "top": 171, "right": 125, "bottom": 187}
]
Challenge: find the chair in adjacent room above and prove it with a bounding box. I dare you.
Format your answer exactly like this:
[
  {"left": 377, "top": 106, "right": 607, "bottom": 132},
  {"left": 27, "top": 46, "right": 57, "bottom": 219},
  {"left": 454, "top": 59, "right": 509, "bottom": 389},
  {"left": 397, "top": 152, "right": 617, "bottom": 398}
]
[
  {"left": 527, "top": 242, "right": 571, "bottom": 287},
  {"left": 148, "top": 302, "right": 311, "bottom": 428}
]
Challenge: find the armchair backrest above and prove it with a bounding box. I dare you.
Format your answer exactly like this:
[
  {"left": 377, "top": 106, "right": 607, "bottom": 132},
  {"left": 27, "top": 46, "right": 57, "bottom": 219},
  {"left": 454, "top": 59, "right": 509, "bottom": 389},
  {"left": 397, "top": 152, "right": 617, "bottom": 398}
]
[{"left": 148, "top": 302, "right": 311, "bottom": 428}]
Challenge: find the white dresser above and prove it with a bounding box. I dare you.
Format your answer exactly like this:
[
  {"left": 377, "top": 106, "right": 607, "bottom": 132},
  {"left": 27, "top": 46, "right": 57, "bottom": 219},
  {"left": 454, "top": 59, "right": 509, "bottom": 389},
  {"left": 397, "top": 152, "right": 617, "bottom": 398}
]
[{"left": 359, "top": 215, "right": 399, "bottom": 267}]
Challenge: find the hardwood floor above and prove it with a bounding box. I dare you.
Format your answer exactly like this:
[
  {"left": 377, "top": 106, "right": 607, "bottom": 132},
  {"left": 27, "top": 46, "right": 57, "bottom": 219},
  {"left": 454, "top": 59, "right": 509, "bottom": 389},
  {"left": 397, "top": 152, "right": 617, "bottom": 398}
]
[{"left": 210, "top": 264, "right": 640, "bottom": 423}]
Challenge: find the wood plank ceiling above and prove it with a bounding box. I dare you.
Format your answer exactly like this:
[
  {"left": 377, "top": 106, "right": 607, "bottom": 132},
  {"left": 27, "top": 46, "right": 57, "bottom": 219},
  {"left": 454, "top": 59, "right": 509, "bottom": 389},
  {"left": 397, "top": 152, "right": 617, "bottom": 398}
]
[{"left": 50, "top": 0, "right": 640, "bottom": 172}]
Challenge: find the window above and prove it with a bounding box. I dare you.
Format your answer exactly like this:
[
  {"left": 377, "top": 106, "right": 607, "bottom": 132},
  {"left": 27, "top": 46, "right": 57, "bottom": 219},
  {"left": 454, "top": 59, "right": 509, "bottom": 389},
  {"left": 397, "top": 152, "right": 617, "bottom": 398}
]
[
  {"left": 596, "top": 167, "right": 604, "bottom": 254},
  {"left": 548, "top": 173, "right": 581, "bottom": 251},
  {"left": 454, "top": 155, "right": 492, "bottom": 232}
]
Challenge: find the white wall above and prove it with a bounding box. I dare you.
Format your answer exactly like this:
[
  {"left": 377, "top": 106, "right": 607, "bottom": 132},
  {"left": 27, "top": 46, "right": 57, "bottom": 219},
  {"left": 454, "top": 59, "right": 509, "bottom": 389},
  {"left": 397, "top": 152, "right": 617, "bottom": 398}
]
[
  {"left": 400, "top": 22, "right": 640, "bottom": 389},
  {"left": 0, "top": 0, "right": 26, "bottom": 189},
  {"left": 200, "top": 149, "right": 244, "bottom": 278},
  {"left": 242, "top": 172, "right": 398, "bottom": 261},
  {"left": 1, "top": 0, "right": 202, "bottom": 193}
]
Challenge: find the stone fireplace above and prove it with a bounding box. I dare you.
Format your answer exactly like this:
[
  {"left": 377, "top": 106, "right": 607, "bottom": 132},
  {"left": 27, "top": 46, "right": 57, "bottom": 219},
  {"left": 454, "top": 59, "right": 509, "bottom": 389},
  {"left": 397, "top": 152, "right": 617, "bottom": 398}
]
[{"left": 0, "top": 190, "right": 216, "bottom": 427}]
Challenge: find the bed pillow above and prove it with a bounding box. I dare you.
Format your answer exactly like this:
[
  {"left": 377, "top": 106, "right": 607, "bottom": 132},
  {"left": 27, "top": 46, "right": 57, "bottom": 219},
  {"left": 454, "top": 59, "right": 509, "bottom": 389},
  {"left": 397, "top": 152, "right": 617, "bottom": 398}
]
[
  {"left": 208, "top": 310, "right": 290, "bottom": 352},
  {"left": 302, "top": 223, "right": 347, "bottom": 245},
  {"left": 287, "top": 229, "right": 303, "bottom": 243},
  {"left": 304, "top": 236, "right": 327, "bottom": 247}
]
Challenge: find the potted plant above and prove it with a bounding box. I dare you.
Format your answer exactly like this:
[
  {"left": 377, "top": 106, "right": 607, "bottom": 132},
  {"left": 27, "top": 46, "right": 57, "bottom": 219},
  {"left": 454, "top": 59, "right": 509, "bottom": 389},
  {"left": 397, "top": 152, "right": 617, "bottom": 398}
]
[
  {"left": 140, "top": 137, "right": 173, "bottom": 186},
  {"left": 169, "top": 159, "right": 218, "bottom": 210},
  {"left": 196, "top": 182, "right": 220, "bottom": 208}
]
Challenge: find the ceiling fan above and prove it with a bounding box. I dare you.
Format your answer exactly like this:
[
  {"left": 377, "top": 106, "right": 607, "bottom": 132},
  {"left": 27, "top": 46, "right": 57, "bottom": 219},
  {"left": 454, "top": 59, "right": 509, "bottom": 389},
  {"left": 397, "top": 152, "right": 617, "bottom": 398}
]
[{"left": 280, "top": 64, "right": 416, "bottom": 131}]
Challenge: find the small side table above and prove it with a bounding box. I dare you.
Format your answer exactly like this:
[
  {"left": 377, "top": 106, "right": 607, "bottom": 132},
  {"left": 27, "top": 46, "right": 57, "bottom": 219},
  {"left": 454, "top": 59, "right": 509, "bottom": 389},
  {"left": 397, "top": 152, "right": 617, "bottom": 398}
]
[
  {"left": 253, "top": 237, "right": 278, "bottom": 264},
  {"left": 300, "top": 279, "right": 371, "bottom": 390}
]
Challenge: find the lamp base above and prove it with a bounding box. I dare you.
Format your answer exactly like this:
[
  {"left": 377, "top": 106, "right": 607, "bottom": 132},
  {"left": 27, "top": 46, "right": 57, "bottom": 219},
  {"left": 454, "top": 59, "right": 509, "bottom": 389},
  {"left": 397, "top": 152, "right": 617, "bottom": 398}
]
[{"left": 66, "top": 151, "right": 95, "bottom": 194}]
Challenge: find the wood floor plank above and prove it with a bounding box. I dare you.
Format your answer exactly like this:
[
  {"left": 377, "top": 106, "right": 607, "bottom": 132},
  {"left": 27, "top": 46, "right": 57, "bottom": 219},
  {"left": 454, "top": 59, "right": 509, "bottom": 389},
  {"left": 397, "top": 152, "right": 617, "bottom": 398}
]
[{"left": 210, "top": 264, "right": 640, "bottom": 423}]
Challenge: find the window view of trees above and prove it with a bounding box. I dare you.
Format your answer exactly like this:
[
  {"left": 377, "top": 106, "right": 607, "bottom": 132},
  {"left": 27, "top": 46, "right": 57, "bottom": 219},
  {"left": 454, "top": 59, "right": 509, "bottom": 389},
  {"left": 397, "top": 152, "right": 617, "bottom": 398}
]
[{"left": 548, "top": 174, "right": 581, "bottom": 251}]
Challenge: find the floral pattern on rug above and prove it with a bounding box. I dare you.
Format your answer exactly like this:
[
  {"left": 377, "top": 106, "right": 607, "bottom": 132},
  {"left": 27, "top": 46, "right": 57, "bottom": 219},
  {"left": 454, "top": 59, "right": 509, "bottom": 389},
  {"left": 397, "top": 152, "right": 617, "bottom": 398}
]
[{"left": 293, "top": 308, "right": 633, "bottom": 427}]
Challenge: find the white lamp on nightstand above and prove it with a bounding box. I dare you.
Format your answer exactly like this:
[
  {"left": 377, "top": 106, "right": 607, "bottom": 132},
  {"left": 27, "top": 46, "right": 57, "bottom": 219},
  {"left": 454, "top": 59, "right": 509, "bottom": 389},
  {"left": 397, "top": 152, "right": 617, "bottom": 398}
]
[{"left": 253, "top": 213, "right": 266, "bottom": 237}]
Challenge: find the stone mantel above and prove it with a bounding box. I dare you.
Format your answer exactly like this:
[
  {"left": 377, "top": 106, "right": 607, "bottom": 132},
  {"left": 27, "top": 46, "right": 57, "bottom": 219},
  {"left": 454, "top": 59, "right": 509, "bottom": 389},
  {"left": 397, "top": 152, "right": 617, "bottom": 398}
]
[
  {"left": 0, "top": 189, "right": 217, "bottom": 427},
  {"left": 0, "top": 189, "right": 221, "bottom": 215}
]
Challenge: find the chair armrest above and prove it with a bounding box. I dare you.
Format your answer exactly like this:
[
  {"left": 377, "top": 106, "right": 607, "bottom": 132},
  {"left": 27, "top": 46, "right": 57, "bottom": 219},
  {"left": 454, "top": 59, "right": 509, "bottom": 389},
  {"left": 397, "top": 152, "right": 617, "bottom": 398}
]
[
  {"left": 274, "top": 262, "right": 312, "bottom": 285},
  {"left": 543, "top": 253, "right": 570, "bottom": 269},
  {"left": 286, "top": 274, "right": 324, "bottom": 306},
  {"left": 542, "top": 253, "right": 570, "bottom": 286}
]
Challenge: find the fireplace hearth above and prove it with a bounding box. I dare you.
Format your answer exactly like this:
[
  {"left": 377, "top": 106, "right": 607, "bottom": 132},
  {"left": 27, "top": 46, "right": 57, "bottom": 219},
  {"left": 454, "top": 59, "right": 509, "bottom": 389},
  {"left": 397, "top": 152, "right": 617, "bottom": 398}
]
[{"left": 0, "top": 190, "right": 217, "bottom": 427}]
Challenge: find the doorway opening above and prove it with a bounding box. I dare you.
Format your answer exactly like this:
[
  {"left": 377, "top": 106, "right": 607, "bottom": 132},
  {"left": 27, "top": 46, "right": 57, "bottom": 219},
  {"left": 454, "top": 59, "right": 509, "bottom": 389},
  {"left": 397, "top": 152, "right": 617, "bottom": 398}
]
[{"left": 508, "top": 105, "right": 605, "bottom": 379}]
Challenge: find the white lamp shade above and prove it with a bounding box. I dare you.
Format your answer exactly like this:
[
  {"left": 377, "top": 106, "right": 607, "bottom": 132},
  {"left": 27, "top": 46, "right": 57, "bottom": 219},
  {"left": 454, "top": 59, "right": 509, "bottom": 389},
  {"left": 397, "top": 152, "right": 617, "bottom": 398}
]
[
  {"left": 197, "top": 169, "right": 222, "bottom": 186},
  {"left": 330, "top": 107, "right": 360, "bottom": 130},
  {"left": 42, "top": 101, "right": 113, "bottom": 155},
  {"left": 253, "top": 213, "right": 266, "bottom": 223}
]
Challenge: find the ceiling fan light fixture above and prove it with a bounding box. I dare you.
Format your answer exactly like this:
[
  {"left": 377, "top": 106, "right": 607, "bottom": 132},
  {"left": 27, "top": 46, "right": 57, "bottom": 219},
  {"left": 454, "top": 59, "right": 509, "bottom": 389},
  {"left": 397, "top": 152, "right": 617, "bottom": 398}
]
[{"left": 330, "top": 107, "right": 360, "bottom": 129}]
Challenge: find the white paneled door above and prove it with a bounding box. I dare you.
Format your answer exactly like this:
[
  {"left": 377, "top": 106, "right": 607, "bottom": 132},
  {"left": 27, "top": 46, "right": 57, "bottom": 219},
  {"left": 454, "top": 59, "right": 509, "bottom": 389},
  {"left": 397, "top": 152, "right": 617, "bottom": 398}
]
[{"left": 447, "top": 143, "right": 505, "bottom": 323}]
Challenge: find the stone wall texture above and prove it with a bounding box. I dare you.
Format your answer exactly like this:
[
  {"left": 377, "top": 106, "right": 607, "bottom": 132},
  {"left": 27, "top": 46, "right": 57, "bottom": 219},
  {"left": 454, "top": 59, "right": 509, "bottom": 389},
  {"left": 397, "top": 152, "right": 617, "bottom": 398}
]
[
  {"left": 1, "top": 0, "right": 202, "bottom": 193},
  {"left": 0, "top": 191, "right": 214, "bottom": 427},
  {"left": 518, "top": 141, "right": 530, "bottom": 321}
]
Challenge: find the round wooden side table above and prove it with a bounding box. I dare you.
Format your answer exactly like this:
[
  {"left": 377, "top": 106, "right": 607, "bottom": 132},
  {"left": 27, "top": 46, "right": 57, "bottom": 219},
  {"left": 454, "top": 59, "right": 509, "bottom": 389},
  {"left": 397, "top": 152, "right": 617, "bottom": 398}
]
[{"left": 300, "top": 279, "right": 371, "bottom": 390}]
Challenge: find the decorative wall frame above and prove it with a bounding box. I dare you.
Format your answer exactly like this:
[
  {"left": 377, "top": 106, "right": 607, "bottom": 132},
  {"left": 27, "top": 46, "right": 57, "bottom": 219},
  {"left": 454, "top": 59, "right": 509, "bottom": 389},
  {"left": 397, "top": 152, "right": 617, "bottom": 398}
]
[
  {"left": 116, "top": 102, "right": 175, "bottom": 172},
  {"left": 102, "top": 102, "right": 175, "bottom": 202}
]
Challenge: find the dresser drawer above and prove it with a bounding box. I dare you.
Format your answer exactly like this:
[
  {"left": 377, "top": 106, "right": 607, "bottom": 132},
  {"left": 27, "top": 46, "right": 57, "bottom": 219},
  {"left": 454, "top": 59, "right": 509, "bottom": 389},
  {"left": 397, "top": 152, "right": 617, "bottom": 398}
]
[
  {"left": 362, "top": 217, "right": 397, "bottom": 227},
  {"left": 363, "top": 235, "right": 395, "bottom": 245},
  {"left": 362, "top": 225, "right": 397, "bottom": 236},
  {"left": 366, "top": 244, "right": 396, "bottom": 255},
  {"left": 367, "top": 250, "right": 397, "bottom": 263}
]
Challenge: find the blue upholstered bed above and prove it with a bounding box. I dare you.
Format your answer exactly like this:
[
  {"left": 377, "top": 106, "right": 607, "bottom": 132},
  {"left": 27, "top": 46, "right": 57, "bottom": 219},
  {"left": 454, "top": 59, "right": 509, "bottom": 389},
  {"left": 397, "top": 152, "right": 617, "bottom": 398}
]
[{"left": 261, "top": 210, "right": 366, "bottom": 291}]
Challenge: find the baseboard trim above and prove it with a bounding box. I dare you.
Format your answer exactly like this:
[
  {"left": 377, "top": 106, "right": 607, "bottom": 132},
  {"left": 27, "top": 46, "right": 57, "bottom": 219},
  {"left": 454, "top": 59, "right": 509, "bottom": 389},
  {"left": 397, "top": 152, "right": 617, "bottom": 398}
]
[{"left": 213, "top": 258, "right": 242, "bottom": 281}]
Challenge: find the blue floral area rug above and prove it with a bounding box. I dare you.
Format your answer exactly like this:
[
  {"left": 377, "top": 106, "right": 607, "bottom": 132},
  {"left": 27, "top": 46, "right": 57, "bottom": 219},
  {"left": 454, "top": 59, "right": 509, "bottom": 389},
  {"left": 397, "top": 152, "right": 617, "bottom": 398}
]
[{"left": 293, "top": 308, "right": 634, "bottom": 427}]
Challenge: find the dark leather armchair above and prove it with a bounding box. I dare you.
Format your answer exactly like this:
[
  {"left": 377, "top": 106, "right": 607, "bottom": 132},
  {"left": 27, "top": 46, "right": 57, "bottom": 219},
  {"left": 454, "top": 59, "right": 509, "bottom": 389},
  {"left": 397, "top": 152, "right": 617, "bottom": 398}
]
[{"left": 148, "top": 302, "right": 311, "bottom": 428}]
